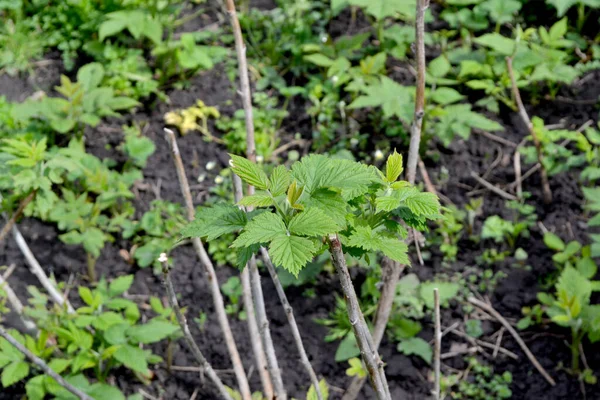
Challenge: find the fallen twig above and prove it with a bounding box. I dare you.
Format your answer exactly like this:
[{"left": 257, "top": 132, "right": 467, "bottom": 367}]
[
  {"left": 506, "top": 56, "right": 552, "bottom": 204},
  {"left": 164, "top": 128, "right": 251, "bottom": 400},
  {"left": 0, "top": 274, "right": 37, "bottom": 332},
  {"left": 514, "top": 150, "right": 523, "bottom": 199},
  {"left": 433, "top": 288, "right": 441, "bottom": 400},
  {"left": 449, "top": 326, "right": 518, "bottom": 359},
  {"left": 508, "top": 163, "right": 541, "bottom": 190},
  {"left": 159, "top": 254, "right": 233, "bottom": 400},
  {"left": 0, "top": 326, "right": 93, "bottom": 400},
  {"left": 474, "top": 130, "right": 518, "bottom": 148},
  {"left": 468, "top": 297, "right": 556, "bottom": 386},
  {"left": 470, "top": 171, "right": 517, "bottom": 201}
]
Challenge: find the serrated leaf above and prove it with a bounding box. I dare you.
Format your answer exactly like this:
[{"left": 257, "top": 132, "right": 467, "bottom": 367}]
[
  {"left": 113, "top": 345, "right": 148, "bottom": 373},
  {"left": 404, "top": 192, "right": 440, "bottom": 218},
  {"left": 304, "top": 188, "right": 348, "bottom": 229},
  {"left": 109, "top": 275, "right": 134, "bottom": 297},
  {"left": 268, "top": 235, "right": 316, "bottom": 277},
  {"left": 232, "top": 212, "right": 287, "bottom": 248},
  {"left": 26, "top": 375, "right": 45, "bottom": 400},
  {"left": 397, "top": 337, "right": 432, "bottom": 364},
  {"left": 238, "top": 193, "right": 274, "bottom": 208},
  {"left": 181, "top": 204, "right": 247, "bottom": 241},
  {"left": 347, "top": 76, "right": 414, "bottom": 123},
  {"left": 377, "top": 236, "right": 409, "bottom": 264},
  {"left": 385, "top": 150, "right": 403, "bottom": 182},
  {"left": 346, "top": 226, "right": 408, "bottom": 263},
  {"left": 127, "top": 319, "right": 179, "bottom": 344},
  {"left": 376, "top": 195, "right": 401, "bottom": 213},
  {"left": 474, "top": 33, "right": 515, "bottom": 56},
  {"left": 288, "top": 208, "right": 339, "bottom": 237},
  {"left": 269, "top": 165, "right": 291, "bottom": 196},
  {"left": 307, "top": 379, "right": 330, "bottom": 400},
  {"left": 419, "top": 282, "right": 459, "bottom": 309},
  {"left": 229, "top": 154, "right": 270, "bottom": 190},
  {"left": 1, "top": 361, "right": 29, "bottom": 387}
]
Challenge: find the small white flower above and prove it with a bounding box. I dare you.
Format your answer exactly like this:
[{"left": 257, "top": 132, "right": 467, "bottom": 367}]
[
  {"left": 256, "top": 155, "right": 264, "bottom": 163},
  {"left": 331, "top": 75, "right": 339, "bottom": 84},
  {"left": 228, "top": 158, "right": 235, "bottom": 167},
  {"left": 197, "top": 173, "right": 206, "bottom": 183},
  {"left": 215, "top": 176, "right": 224, "bottom": 184},
  {"left": 158, "top": 253, "right": 168, "bottom": 263},
  {"left": 206, "top": 161, "right": 216, "bottom": 171},
  {"left": 320, "top": 34, "right": 328, "bottom": 43},
  {"left": 374, "top": 149, "right": 384, "bottom": 161},
  {"left": 350, "top": 138, "right": 359, "bottom": 147}
]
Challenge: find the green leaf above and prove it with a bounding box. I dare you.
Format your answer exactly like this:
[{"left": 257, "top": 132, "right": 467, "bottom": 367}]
[
  {"left": 346, "top": 225, "right": 409, "bottom": 263},
  {"left": 1, "top": 361, "right": 29, "bottom": 387},
  {"left": 556, "top": 266, "right": 591, "bottom": 306},
  {"left": 385, "top": 150, "right": 403, "bottom": 183},
  {"left": 430, "top": 87, "right": 465, "bottom": 105},
  {"left": 335, "top": 333, "right": 360, "bottom": 362},
  {"left": 348, "top": 0, "right": 408, "bottom": 20},
  {"left": 113, "top": 345, "right": 148, "bottom": 373},
  {"left": 77, "top": 63, "right": 105, "bottom": 91},
  {"left": 377, "top": 236, "right": 410, "bottom": 264},
  {"left": 397, "top": 337, "right": 432, "bottom": 364},
  {"left": 348, "top": 76, "right": 414, "bottom": 123},
  {"left": 142, "top": 19, "right": 163, "bottom": 44},
  {"left": 544, "top": 232, "right": 565, "bottom": 251},
  {"left": 48, "top": 359, "right": 71, "bottom": 374},
  {"left": 474, "top": 33, "right": 515, "bottom": 55},
  {"left": 109, "top": 275, "right": 134, "bottom": 297},
  {"left": 78, "top": 287, "right": 95, "bottom": 306},
  {"left": 99, "top": 19, "right": 127, "bottom": 41},
  {"left": 229, "top": 154, "right": 270, "bottom": 190},
  {"left": 268, "top": 235, "right": 316, "bottom": 276},
  {"left": 288, "top": 208, "right": 339, "bottom": 237},
  {"left": 404, "top": 192, "right": 440, "bottom": 218},
  {"left": 428, "top": 56, "right": 451, "bottom": 78},
  {"left": 346, "top": 358, "right": 366, "bottom": 378},
  {"left": 375, "top": 195, "right": 401, "bottom": 213},
  {"left": 232, "top": 212, "right": 286, "bottom": 247},
  {"left": 181, "top": 204, "right": 247, "bottom": 241},
  {"left": 545, "top": 0, "right": 578, "bottom": 17},
  {"left": 577, "top": 257, "right": 598, "bottom": 279},
  {"left": 269, "top": 165, "right": 291, "bottom": 197},
  {"left": 303, "top": 53, "right": 335, "bottom": 67},
  {"left": 107, "top": 97, "right": 139, "bottom": 111},
  {"left": 419, "top": 282, "right": 459, "bottom": 309},
  {"left": 304, "top": 188, "right": 348, "bottom": 229},
  {"left": 25, "top": 375, "right": 45, "bottom": 400},
  {"left": 238, "top": 193, "right": 274, "bottom": 208},
  {"left": 307, "top": 379, "right": 330, "bottom": 400},
  {"left": 127, "top": 319, "right": 179, "bottom": 344},
  {"left": 88, "top": 383, "right": 126, "bottom": 400}
]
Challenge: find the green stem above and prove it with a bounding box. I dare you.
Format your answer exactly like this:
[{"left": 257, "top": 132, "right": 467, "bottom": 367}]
[
  {"left": 577, "top": 3, "right": 586, "bottom": 32},
  {"left": 572, "top": 328, "right": 582, "bottom": 372},
  {"left": 86, "top": 253, "right": 97, "bottom": 283}
]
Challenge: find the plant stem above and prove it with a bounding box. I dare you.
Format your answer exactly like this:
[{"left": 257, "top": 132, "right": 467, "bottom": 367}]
[
  {"left": 433, "top": 288, "right": 441, "bottom": 400},
  {"left": 506, "top": 56, "right": 552, "bottom": 204},
  {"left": 572, "top": 329, "right": 582, "bottom": 372},
  {"left": 159, "top": 256, "right": 233, "bottom": 400},
  {"left": 233, "top": 175, "right": 274, "bottom": 399},
  {"left": 260, "top": 247, "right": 323, "bottom": 400},
  {"left": 0, "top": 326, "right": 94, "bottom": 400},
  {"left": 86, "top": 253, "right": 97, "bottom": 283},
  {"left": 0, "top": 273, "right": 37, "bottom": 332},
  {"left": 0, "top": 191, "right": 35, "bottom": 245},
  {"left": 164, "top": 128, "right": 252, "bottom": 400},
  {"left": 328, "top": 234, "right": 391, "bottom": 400}
]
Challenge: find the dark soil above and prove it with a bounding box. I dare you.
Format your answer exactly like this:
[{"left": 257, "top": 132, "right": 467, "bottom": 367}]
[{"left": 2, "top": 4, "right": 600, "bottom": 400}]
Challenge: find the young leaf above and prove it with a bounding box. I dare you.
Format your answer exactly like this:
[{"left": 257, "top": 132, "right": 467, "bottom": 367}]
[
  {"left": 307, "top": 379, "right": 330, "bottom": 400},
  {"left": 180, "top": 204, "right": 247, "bottom": 241},
  {"left": 229, "top": 154, "right": 270, "bottom": 190},
  {"left": 109, "top": 275, "right": 134, "bottom": 297},
  {"left": 269, "top": 165, "right": 291, "bottom": 196},
  {"left": 303, "top": 188, "right": 348, "bottom": 228},
  {"left": 544, "top": 232, "right": 565, "bottom": 251},
  {"left": 232, "top": 212, "right": 287, "bottom": 248},
  {"left": 127, "top": 319, "right": 179, "bottom": 344},
  {"left": 385, "top": 150, "right": 403, "bottom": 183},
  {"left": 404, "top": 192, "right": 440, "bottom": 218},
  {"left": 1, "top": 361, "right": 29, "bottom": 387},
  {"left": 474, "top": 33, "right": 515, "bottom": 55},
  {"left": 238, "top": 193, "right": 274, "bottom": 208},
  {"left": 268, "top": 235, "right": 317, "bottom": 276},
  {"left": 113, "top": 344, "right": 148, "bottom": 373},
  {"left": 288, "top": 208, "right": 339, "bottom": 237},
  {"left": 346, "top": 358, "right": 367, "bottom": 378},
  {"left": 377, "top": 236, "right": 410, "bottom": 264},
  {"left": 397, "top": 337, "right": 432, "bottom": 364}
]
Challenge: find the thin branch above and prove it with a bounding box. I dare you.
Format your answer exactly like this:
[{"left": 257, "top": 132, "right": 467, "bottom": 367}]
[
  {"left": 470, "top": 172, "right": 517, "bottom": 201},
  {"left": 514, "top": 150, "right": 523, "bottom": 199},
  {"left": 0, "top": 326, "right": 93, "bottom": 400},
  {"left": 164, "top": 128, "right": 252, "bottom": 400},
  {"left": 467, "top": 297, "right": 556, "bottom": 386},
  {"left": 506, "top": 56, "right": 552, "bottom": 204},
  {"left": 449, "top": 328, "right": 518, "bottom": 360},
  {"left": 507, "top": 163, "right": 541, "bottom": 190},
  {"left": 224, "top": 0, "right": 286, "bottom": 397},
  {"left": 433, "top": 288, "right": 441, "bottom": 400},
  {"left": 474, "top": 130, "right": 518, "bottom": 148},
  {"left": 0, "top": 275, "right": 37, "bottom": 332},
  {"left": 159, "top": 254, "right": 233, "bottom": 400},
  {"left": 12, "top": 226, "right": 75, "bottom": 313},
  {"left": 260, "top": 247, "right": 322, "bottom": 400},
  {"left": 0, "top": 191, "right": 35, "bottom": 245},
  {"left": 328, "top": 234, "right": 390, "bottom": 400},
  {"left": 233, "top": 175, "right": 274, "bottom": 399}
]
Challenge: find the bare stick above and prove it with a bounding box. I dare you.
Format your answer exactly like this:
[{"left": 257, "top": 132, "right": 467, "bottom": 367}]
[
  {"left": 433, "top": 288, "right": 441, "bottom": 400},
  {"left": 0, "top": 191, "right": 35, "bottom": 245},
  {"left": 406, "top": 0, "right": 428, "bottom": 184},
  {"left": 508, "top": 163, "right": 541, "bottom": 190},
  {"left": 418, "top": 158, "right": 437, "bottom": 196},
  {"left": 260, "top": 247, "right": 322, "bottom": 400},
  {"left": 0, "top": 325, "right": 93, "bottom": 400},
  {"left": 0, "top": 275, "right": 37, "bottom": 332},
  {"left": 514, "top": 151, "right": 523, "bottom": 199},
  {"left": 470, "top": 172, "right": 517, "bottom": 201},
  {"left": 159, "top": 255, "right": 233, "bottom": 400},
  {"left": 467, "top": 297, "right": 556, "bottom": 386},
  {"left": 233, "top": 175, "right": 274, "bottom": 399},
  {"left": 164, "top": 129, "right": 252, "bottom": 400},
  {"left": 506, "top": 57, "right": 552, "bottom": 204},
  {"left": 449, "top": 328, "right": 518, "bottom": 359},
  {"left": 224, "top": 1, "right": 286, "bottom": 397},
  {"left": 474, "top": 130, "right": 517, "bottom": 148},
  {"left": 12, "top": 226, "right": 75, "bottom": 313},
  {"left": 328, "top": 234, "right": 390, "bottom": 400}
]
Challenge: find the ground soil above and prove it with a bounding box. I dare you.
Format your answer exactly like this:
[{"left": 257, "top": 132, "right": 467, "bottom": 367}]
[{"left": 2, "top": 4, "right": 600, "bottom": 400}]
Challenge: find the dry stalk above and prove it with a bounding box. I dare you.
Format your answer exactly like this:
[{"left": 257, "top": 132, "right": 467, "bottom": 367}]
[
  {"left": 506, "top": 56, "right": 552, "bottom": 204},
  {"left": 433, "top": 288, "right": 441, "bottom": 400},
  {"left": 0, "top": 191, "right": 35, "bottom": 245},
  {"left": 0, "top": 274, "right": 37, "bottom": 332},
  {"left": 159, "top": 255, "right": 233, "bottom": 400},
  {"left": 0, "top": 326, "right": 93, "bottom": 400},
  {"left": 260, "top": 247, "right": 322, "bottom": 400},
  {"left": 164, "top": 128, "right": 252, "bottom": 400}
]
